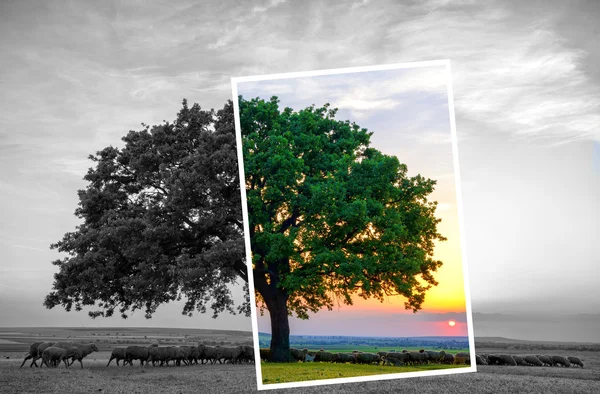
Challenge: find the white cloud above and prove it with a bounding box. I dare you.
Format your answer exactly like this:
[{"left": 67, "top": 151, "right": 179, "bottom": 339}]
[{"left": 388, "top": 1, "right": 600, "bottom": 143}]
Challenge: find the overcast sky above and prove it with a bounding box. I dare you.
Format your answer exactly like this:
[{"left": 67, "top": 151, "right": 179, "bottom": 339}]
[{"left": 1, "top": 0, "right": 598, "bottom": 341}]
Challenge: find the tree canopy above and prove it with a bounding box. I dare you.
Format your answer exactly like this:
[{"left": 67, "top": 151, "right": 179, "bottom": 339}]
[
  {"left": 239, "top": 96, "right": 446, "bottom": 361},
  {"left": 44, "top": 99, "right": 249, "bottom": 320}
]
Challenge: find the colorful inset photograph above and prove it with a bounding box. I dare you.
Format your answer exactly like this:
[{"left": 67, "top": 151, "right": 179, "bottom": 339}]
[{"left": 232, "top": 60, "right": 475, "bottom": 390}]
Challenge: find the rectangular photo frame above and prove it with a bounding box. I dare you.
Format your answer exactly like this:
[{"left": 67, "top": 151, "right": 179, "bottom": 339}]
[{"left": 231, "top": 60, "right": 476, "bottom": 391}]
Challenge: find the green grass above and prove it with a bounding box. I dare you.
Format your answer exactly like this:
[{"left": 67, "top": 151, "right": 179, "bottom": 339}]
[{"left": 261, "top": 362, "right": 470, "bottom": 384}]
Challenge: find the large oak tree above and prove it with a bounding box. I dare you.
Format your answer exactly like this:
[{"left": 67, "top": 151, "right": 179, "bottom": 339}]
[
  {"left": 239, "top": 96, "right": 447, "bottom": 362},
  {"left": 45, "top": 99, "right": 250, "bottom": 320}
]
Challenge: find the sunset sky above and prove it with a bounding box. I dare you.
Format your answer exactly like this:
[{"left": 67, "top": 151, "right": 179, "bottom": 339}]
[
  {"left": 236, "top": 64, "right": 470, "bottom": 337},
  {"left": 1, "top": 0, "right": 598, "bottom": 342}
]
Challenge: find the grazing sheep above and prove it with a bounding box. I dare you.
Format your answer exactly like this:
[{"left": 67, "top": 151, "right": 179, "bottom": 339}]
[
  {"left": 125, "top": 344, "right": 158, "bottom": 367},
  {"left": 551, "top": 355, "right": 571, "bottom": 367},
  {"left": 424, "top": 351, "right": 447, "bottom": 364},
  {"left": 41, "top": 347, "right": 76, "bottom": 368},
  {"left": 511, "top": 355, "right": 527, "bottom": 366},
  {"left": 332, "top": 353, "right": 356, "bottom": 364},
  {"left": 407, "top": 351, "right": 430, "bottom": 365},
  {"left": 523, "top": 355, "right": 544, "bottom": 366},
  {"left": 453, "top": 352, "right": 470, "bottom": 366},
  {"left": 290, "top": 348, "right": 308, "bottom": 362},
  {"left": 384, "top": 352, "right": 410, "bottom": 366},
  {"left": 314, "top": 351, "right": 335, "bottom": 363},
  {"left": 567, "top": 356, "right": 584, "bottom": 368},
  {"left": 106, "top": 347, "right": 132, "bottom": 367},
  {"left": 498, "top": 354, "right": 517, "bottom": 366},
  {"left": 486, "top": 354, "right": 515, "bottom": 366},
  {"left": 441, "top": 353, "right": 455, "bottom": 364},
  {"left": 535, "top": 355, "right": 554, "bottom": 366},
  {"left": 19, "top": 342, "right": 43, "bottom": 368},
  {"left": 355, "top": 352, "right": 381, "bottom": 365},
  {"left": 259, "top": 348, "right": 271, "bottom": 362},
  {"left": 215, "top": 346, "right": 244, "bottom": 364},
  {"left": 475, "top": 355, "right": 488, "bottom": 365}
]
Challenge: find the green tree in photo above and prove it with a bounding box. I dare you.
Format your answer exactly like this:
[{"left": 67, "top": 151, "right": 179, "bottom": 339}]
[
  {"left": 239, "top": 96, "right": 446, "bottom": 362},
  {"left": 45, "top": 99, "right": 250, "bottom": 320}
]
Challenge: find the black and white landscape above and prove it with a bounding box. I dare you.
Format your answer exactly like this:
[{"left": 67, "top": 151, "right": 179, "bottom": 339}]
[{"left": 1, "top": 0, "right": 599, "bottom": 393}]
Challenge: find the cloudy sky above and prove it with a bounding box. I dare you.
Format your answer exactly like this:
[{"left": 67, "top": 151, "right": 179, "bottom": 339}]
[
  {"left": 1, "top": 0, "right": 598, "bottom": 341},
  {"left": 236, "top": 64, "right": 470, "bottom": 337}
]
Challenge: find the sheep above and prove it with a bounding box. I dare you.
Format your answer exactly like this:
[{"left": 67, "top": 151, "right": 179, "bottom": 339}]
[
  {"left": 53, "top": 342, "right": 99, "bottom": 368},
  {"left": 314, "top": 351, "right": 335, "bottom": 363},
  {"left": 475, "top": 354, "right": 488, "bottom": 365},
  {"left": 512, "top": 355, "right": 527, "bottom": 366},
  {"left": 41, "top": 346, "right": 77, "bottom": 368},
  {"left": 550, "top": 355, "right": 571, "bottom": 367},
  {"left": 240, "top": 345, "right": 254, "bottom": 363},
  {"left": 332, "top": 353, "right": 356, "bottom": 364},
  {"left": 20, "top": 342, "right": 43, "bottom": 368},
  {"left": 106, "top": 347, "right": 132, "bottom": 367},
  {"left": 522, "top": 355, "right": 543, "bottom": 366},
  {"left": 259, "top": 348, "right": 271, "bottom": 362},
  {"left": 384, "top": 352, "right": 410, "bottom": 366},
  {"left": 355, "top": 352, "right": 381, "bottom": 365},
  {"left": 535, "top": 355, "right": 554, "bottom": 366},
  {"left": 453, "top": 352, "right": 470, "bottom": 365},
  {"left": 441, "top": 353, "right": 455, "bottom": 364},
  {"left": 200, "top": 345, "right": 220, "bottom": 364},
  {"left": 215, "top": 346, "right": 244, "bottom": 364},
  {"left": 66, "top": 345, "right": 99, "bottom": 369},
  {"left": 147, "top": 346, "right": 171, "bottom": 367},
  {"left": 125, "top": 344, "right": 159, "bottom": 367},
  {"left": 486, "top": 354, "right": 514, "bottom": 366},
  {"left": 567, "top": 356, "right": 584, "bottom": 368},
  {"left": 28, "top": 341, "right": 56, "bottom": 368},
  {"left": 498, "top": 354, "right": 517, "bottom": 366},
  {"left": 407, "top": 351, "right": 430, "bottom": 365},
  {"left": 290, "top": 348, "right": 308, "bottom": 362},
  {"left": 424, "top": 351, "right": 447, "bottom": 364}
]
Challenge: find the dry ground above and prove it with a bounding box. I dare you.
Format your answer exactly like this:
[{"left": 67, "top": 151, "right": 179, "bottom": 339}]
[{"left": 2, "top": 328, "right": 599, "bottom": 393}]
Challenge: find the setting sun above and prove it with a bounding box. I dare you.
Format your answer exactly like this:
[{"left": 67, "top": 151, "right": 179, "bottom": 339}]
[{"left": 448, "top": 320, "right": 456, "bottom": 327}]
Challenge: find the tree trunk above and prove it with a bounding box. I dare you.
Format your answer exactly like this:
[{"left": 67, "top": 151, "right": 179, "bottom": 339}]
[{"left": 267, "top": 292, "right": 293, "bottom": 362}]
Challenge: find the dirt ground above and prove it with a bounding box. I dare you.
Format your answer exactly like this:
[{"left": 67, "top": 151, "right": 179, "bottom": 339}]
[{"left": 2, "top": 328, "right": 599, "bottom": 393}]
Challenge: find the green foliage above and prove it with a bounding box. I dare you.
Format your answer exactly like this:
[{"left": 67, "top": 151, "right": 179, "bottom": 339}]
[
  {"left": 239, "top": 96, "right": 446, "bottom": 320},
  {"left": 44, "top": 99, "right": 249, "bottom": 320}
]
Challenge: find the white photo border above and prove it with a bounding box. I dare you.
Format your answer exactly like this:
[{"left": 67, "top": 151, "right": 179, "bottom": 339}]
[{"left": 231, "top": 59, "right": 476, "bottom": 391}]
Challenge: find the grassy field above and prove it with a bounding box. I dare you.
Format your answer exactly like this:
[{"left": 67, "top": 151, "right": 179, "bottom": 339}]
[
  {"left": 2, "top": 328, "right": 600, "bottom": 393},
  {"left": 261, "top": 360, "right": 469, "bottom": 384}
]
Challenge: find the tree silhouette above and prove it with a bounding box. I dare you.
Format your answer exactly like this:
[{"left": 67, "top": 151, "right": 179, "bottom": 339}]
[
  {"left": 44, "top": 99, "right": 249, "bottom": 320},
  {"left": 239, "top": 96, "right": 446, "bottom": 362}
]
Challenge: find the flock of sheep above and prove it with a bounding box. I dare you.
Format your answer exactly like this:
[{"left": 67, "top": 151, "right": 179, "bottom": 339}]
[
  {"left": 260, "top": 348, "right": 470, "bottom": 366},
  {"left": 476, "top": 353, "right": 584, "bottom": 368},
  {"left": 19, "top": 341, "right": 254, "bottom": 369},
  {"left": 261, "top": 348, "right": 585, "bottom": 370},
  {"left": 20, "top": 342, "right": 585, "bottom": 371},
  {"left": 19, "top": 341, "right": 99, "bottom": 368}
]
